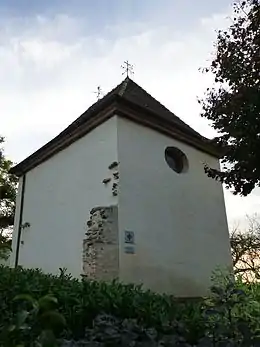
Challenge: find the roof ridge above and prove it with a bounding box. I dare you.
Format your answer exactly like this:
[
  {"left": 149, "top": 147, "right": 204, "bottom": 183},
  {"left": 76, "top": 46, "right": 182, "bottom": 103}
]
[
  {"left": 70, "top": 78, "right": 127, "bottom": 126},
  {"left": 120, "top": 78, "right": 203, "bottom": 139},
  {"left": 117, "top": 77, "right": 131, "bottom": 97},
  {"left": 10, "top": 77, "right": 218, "bottom": 176}
]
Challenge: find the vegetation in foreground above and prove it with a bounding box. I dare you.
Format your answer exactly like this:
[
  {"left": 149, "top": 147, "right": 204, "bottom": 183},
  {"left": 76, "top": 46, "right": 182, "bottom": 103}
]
[{"left": 0, "top": 265, "right": 259, "bottom": 346}]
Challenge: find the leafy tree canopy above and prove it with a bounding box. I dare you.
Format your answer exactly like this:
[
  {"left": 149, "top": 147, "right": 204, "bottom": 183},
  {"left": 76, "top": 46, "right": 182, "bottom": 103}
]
[
  {"left": 200, "top": 0, "right": 260, "bottom": 196},
  {"left": 0, "top": 136, "right": 18, "bottom": 259}
]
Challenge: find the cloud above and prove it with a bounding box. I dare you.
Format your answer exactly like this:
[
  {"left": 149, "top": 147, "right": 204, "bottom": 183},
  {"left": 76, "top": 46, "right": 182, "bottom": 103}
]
[{"left": 1, "top": 5, "right": 259, "bottom": 227}]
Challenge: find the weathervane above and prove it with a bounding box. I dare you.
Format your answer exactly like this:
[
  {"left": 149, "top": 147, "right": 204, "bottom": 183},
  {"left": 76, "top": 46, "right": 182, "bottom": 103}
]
[
  {"left": 121, "top": 60, "right": 134, "bottom": 77},
  {"left": 93, "top": 86, "right": 103, "bottom": 100}
]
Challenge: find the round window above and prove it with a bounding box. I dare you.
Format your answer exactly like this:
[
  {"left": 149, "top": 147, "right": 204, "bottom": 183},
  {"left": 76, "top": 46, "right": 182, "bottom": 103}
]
[{"left": 164, "top": 147, "right": 188, "bottom": 174}]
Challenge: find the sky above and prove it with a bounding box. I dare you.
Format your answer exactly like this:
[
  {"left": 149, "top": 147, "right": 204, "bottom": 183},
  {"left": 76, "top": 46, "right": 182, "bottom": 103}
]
[{"left": 1, "top": 0, "right": 259, "bottom": 229}]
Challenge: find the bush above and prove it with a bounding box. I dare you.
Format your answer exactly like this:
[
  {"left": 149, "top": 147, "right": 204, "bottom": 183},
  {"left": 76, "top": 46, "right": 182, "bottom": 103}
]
[
  {"left": 0, "top": 266, "right": 204, "bottom": 343},
  {"left": 0, "top": 265, "right": 259, "bottom": 346},
  {"left": 2, "top": 294, "right": 66, "bottom": 347}
]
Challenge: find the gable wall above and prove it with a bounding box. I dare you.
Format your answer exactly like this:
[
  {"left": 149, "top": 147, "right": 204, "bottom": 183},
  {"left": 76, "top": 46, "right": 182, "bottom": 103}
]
[
  {"left": 117, "top": 117, "right": 232, "bottom": 296},
  {"left": 11, "top": 117, "right": 119, "bottom": 278}
]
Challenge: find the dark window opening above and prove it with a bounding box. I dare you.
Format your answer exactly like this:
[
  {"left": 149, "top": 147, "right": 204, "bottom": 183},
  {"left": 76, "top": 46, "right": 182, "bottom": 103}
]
[{"left": 165, "top": 146, "right": 188, "bottom": 174}]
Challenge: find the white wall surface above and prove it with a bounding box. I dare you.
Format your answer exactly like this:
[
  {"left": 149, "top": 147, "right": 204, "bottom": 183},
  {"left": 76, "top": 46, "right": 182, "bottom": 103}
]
[
  {"left": 12, "top": 117, "right": 118, "bottom": 277},
  {"left": 11, "top": 114, "right": 232, "bottom": 296},
  {"left": 117, "top": 117, "right": 232, "bottom": 296}
]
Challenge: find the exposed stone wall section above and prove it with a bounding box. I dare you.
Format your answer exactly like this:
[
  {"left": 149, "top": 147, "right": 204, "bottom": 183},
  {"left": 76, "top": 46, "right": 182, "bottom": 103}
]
[
  {"left": 102, "top": 161, "right": 119, "bottom": 197},
  {"left": 83, "top": 206, "right": 119, "bottom": 281}
]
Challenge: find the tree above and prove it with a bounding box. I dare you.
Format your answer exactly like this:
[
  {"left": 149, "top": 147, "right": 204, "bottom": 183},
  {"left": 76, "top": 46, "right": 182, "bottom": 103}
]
[
  {"left": 0, "top": 136, "right": 18, "bottom": 259},
  {"left": 231, "top": 215, "right": 260, "bottom": 281},
  {"left": 200, "top": 0, "right": 260, "bottom": 196}
]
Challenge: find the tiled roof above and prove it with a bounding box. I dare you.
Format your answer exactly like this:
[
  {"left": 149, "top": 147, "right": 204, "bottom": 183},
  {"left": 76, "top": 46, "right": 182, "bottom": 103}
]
[
  {"left": 10, "top": 77, "right": 216, "bottom": 176},
  {"left": 114, "top": 77, "right": 204, "bottom": 140}
]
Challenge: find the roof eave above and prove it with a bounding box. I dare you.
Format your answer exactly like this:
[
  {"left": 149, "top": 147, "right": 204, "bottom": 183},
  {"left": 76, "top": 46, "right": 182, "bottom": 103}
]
[
  {"left": 10, "top": 96, "right": 221, "bottom": 177},
  {"left": 115, "top": 100, "right": 221, "bottom": 159},
  {"left": 10, "top": 98, "right": 118, "bottom": 176}
]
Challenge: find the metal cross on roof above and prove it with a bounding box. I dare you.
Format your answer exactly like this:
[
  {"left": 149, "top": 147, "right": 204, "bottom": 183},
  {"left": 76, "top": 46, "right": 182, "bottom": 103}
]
[
  {"left": 121, "top": 60, "right": 134, "bottom": 77},
  {"left": 93, "top": 86, "right": 103, "bottom": 100}
]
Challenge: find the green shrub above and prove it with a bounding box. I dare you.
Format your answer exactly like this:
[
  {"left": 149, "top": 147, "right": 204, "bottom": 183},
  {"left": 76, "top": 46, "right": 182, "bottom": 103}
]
[
  {"left": 2, "top": 294, "right": 66, "bottom": 347},
  {"left": 0, "top": 265, "right": 259, "bottom": 346},
  {"left": 0, "top": 266, "right": 203, "bottom": 343},
  {"left": 202, "top": 274, "right": 260, "bottom": 345}
]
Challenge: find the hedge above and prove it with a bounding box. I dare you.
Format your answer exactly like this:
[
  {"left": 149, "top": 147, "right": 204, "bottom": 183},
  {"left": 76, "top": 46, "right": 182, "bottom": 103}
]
[{"left": 0, "top": 265, "right": 260, "bottom": 346}]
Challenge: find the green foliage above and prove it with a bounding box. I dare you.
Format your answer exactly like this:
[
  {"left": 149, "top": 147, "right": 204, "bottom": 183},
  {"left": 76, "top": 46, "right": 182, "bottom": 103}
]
[
  {"left": 0, "top": 233, "right": 11, "bottom": 261},
  {"left": 3, "top": 294, "right": 66, "bottom": 347},
  {"left": 200, "top": 0, "right": 260, "bottom": 196},
  {"left": 203, "top": 272, "right": 260, "bottom": 345},
  {"left": 0, "top": 266, "right": 204, "bottom": 344},
  {"left": 0, "top": 136, "right": 18, "bottom": 260},
  {"left": 0, "top": 266, "right": 259, "bottom": 346},
  {"left": 0, "top": 136, "right": 18, "bottom": 229}
]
